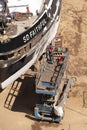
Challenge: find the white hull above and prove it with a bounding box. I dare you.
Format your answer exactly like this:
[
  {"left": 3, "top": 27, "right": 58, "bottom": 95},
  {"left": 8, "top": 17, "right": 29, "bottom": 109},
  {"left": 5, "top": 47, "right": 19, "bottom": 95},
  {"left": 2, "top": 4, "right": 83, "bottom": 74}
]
[{"left": 1, "top": 16, "right": 60, "bottom": 89}]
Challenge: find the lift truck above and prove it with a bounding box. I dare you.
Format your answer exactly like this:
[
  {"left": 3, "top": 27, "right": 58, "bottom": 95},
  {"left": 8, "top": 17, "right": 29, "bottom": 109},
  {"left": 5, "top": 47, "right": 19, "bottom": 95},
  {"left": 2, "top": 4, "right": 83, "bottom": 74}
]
[{"left": 34, "top": 37, "right": 72, "bottom": 122}]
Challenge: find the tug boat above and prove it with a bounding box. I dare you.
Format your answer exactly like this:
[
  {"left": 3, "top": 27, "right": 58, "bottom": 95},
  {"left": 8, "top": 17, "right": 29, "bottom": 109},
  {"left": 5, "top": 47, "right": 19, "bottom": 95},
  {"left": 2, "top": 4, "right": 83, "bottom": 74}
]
[{"left": 0, "top": 0, "right": 62, "bottom": 89}]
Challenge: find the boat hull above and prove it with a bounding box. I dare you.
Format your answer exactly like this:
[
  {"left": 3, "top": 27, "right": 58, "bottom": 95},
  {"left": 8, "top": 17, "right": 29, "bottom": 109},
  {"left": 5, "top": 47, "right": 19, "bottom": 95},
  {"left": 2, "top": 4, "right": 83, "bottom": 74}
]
[
  {"left": 0, "top": 15, "right": 60, "bottom": 89},
  {"left": 0, "top": 0, "right": 62, "bottom": 89}
]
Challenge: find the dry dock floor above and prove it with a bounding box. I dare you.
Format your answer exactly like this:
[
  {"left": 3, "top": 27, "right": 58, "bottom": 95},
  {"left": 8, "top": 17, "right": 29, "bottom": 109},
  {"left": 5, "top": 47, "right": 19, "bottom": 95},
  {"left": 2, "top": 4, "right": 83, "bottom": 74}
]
[
  {"left": 0, "top": 0, "right": 87, "bottom": 129},
  {"left": 0, "top": 69, "right": 87, "bottom": 130}
]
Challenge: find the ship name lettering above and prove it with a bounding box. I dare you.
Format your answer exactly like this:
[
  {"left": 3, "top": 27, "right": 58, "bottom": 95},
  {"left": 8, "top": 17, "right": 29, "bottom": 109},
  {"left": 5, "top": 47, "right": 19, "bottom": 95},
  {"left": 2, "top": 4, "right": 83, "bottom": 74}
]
[{"left": 23, "top": 18, "right": 47, "bottom": 43}]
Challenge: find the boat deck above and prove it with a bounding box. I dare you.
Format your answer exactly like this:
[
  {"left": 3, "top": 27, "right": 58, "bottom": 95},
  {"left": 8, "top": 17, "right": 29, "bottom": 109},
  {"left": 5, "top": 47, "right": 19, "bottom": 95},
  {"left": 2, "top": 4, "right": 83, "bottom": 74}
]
[
  {"left": 7, "top": 14, "right": 38, "bottom": 38},
  {"left": 8, "top": 0, "right": 51, "bottom": 38},
  {"left": 14, "top": 15, "right": 37, "bottom": 37}
]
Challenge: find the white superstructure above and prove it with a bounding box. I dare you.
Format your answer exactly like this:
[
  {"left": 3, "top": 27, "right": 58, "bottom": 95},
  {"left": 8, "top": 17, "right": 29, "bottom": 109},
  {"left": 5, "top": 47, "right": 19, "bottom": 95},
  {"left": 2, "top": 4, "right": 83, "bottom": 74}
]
[{"left": 8, "top": 0, "right": 43, "bottom": 15}]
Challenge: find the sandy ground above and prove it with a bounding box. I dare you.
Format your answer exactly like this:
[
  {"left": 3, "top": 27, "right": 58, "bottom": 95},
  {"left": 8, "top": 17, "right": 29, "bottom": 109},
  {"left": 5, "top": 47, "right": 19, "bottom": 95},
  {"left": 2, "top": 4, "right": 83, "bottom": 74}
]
[{"left": 0, "top": 0, "right": 87, "bottom": 130}]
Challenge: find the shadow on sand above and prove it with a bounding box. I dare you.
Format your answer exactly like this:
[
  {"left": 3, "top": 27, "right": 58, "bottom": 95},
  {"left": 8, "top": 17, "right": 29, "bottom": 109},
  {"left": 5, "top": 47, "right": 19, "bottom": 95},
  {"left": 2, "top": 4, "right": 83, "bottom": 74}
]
[
  {"left": 0, "top": 88, "right": 3, "bottom": 93},
  {"left": 4, "top": 73, "right": 39, "bottom": 118}
]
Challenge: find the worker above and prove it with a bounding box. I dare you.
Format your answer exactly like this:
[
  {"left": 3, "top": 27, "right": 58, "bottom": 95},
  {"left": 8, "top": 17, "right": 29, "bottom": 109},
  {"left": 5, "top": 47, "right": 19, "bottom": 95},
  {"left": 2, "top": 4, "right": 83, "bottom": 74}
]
[
  {"left": 36, "top": 10, "right": 39, "bottom": 16},
  {"left": 58, "top": 46, "right": 62, "bottom": 55},
  {"left": 26, "top": 5, "right": 30, "bottom": 14},
  {"left": 49, "top": 43, "right": 54, "bottom": 63},
  {"left": 46, "top": 45, "right": 49, "bottom": 61},
  {"left": 57, "top": 54, "right": 63, "bottom": 64},
  {"left": 44, "top": 2, "right": 48, "bottom": 10},
  {"left": 56, "top": 33, "right": 63, "bottom": 55}
]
